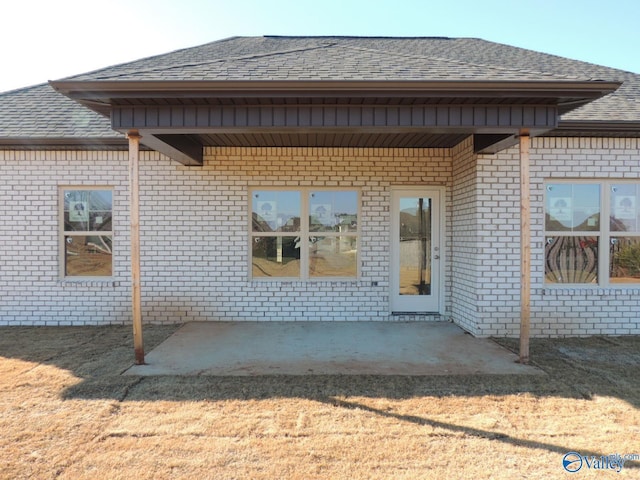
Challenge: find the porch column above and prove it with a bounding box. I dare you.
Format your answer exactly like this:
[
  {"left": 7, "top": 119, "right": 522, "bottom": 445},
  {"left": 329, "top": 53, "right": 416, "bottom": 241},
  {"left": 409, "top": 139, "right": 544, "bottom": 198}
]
[
  {"left": 128, "top": 130, "right": 144, "bottom": 365},
  {"left": 519, "top": 132, "right": 531, "bottom": 364}
]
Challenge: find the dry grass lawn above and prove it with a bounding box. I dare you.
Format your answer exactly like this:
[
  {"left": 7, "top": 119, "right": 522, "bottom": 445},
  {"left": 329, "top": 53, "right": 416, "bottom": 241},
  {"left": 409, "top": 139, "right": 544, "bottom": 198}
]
[{"left": 1, "top": 325, "right": 639, "bottom": 479}]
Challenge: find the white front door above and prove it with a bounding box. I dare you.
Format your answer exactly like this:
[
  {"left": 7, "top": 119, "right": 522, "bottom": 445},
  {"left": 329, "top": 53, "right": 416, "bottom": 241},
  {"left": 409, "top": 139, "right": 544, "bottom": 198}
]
[{"left": 390, "top": 188, "right": 443, "bottom": 313}]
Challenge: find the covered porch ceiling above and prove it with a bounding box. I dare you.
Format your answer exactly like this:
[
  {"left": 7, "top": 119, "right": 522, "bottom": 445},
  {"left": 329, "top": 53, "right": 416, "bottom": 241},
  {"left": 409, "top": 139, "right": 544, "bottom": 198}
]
[{"left": 51, "top": 79, "right": 621, "bottom": 166}]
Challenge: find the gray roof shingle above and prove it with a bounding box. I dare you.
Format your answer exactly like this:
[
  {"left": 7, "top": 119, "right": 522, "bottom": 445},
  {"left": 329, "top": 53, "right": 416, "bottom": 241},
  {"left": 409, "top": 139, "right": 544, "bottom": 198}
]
[
  {"left": 2, "top": 36, "right": 639, "bottom": 142},
  {"left": 0, "top": 84, "right": 117, "bottom": 139},
  {"left": 64, "top": 37, "right": 591, "bottom": 82}
]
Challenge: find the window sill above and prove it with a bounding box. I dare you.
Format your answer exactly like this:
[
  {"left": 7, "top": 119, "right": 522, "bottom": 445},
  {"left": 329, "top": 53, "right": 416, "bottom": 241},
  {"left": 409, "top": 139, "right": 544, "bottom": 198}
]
[
  {"left": 57, "top": 279, "right": 119, "bottom": 288},
  {"left": 543, "top": 286, "right": 640, "bottom": 296},
  {"left": 250, "top": 278, "right": 361, "bottom": 285}
]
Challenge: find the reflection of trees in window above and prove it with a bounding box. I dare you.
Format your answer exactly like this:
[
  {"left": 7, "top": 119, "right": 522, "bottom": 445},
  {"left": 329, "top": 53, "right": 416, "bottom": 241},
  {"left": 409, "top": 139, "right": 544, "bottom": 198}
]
[{"left": 611, "top": 238, "right": 640, "bottom": 280}]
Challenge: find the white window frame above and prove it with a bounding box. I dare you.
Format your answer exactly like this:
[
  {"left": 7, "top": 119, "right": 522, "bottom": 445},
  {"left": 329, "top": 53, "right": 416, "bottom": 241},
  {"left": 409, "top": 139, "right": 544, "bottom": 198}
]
[
  {"left": 544, "top": 179, "right": 640, "bottom": 288},
  {"left": 59, "top": 186, "right": 114, "bottom": 279},
  {"left": 249, "top": 187, "right": 361, "bottom": 281}
]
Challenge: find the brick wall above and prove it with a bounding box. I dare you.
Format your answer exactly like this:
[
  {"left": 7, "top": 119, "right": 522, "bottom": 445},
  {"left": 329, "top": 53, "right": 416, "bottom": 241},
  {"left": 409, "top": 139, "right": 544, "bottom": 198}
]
[
  {"left": 140, "top": 147, "right": 453, "bottom": 323},
  {"left": 2, "top": 138, "right": 639, "bottom": 336},
  {"left": 0, "top": 150, "right": 131, "bottom": 325},
  {"left": 474, "top": 137, "right": 640, "bottom": 337},
  {"left": 0, "top": 147, "right": 454, "bottom": 325},
  {"left": 451, "top": 137, "right": 480, "bottom": 333}
]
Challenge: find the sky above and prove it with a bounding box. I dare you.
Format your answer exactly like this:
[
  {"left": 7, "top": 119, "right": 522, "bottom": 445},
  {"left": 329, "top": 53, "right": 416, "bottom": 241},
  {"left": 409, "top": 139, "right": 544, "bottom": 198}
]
[{"left": 1, "top": 0, "right": 639, "bottom": 93}]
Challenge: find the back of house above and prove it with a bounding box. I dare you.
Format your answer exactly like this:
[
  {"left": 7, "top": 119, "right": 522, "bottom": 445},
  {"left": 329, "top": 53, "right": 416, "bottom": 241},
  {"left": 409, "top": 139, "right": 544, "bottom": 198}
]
[{"left": 1, "top": 36, "right": 639, "bottom": 337}]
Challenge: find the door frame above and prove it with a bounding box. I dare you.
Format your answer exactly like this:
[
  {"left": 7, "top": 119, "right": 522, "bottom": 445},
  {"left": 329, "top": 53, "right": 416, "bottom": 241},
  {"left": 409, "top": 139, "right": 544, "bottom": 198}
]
[{"left": 389, "top": 186, "right": 445, "bottom": 314}]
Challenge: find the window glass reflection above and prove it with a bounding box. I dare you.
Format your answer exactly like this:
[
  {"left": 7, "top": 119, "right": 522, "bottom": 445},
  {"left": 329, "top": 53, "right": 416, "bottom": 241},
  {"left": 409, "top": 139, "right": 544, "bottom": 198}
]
[
  {"left": 610, "top": 184, "right": 639, "bottom": 232},
  {"left": 252, "top": 191, "right": 301, "bottom": 233},
  {"left": 252, "top": 236, "right": 300, "bottom": 278},
  {"left": 309, "top": 191, "right": 358, "bottom": 233},
  {"left": 65, "top": 235, "right": 112, "bottom": 277},
  {"left": 545, "top": 184, "right": 600, "bottom": 232},
  {"left": 309, "top": 236, "right": 357, "bottom": 277},
  {"left": 545, "top": 236, "right": 598, "bottom": 284},
  {"left": 610, "top": 237, "right": 640, "bottom": 283}
]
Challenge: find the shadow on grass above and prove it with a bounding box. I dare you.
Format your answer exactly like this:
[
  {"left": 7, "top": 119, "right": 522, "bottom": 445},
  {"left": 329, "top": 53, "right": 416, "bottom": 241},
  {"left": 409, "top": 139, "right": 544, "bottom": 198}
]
[
  {"left": 0, "top": 324, "right": 637, "bottom": 405},
  {"left": 319, "top": 396, "right": 639, "bottom": 471},
  {"left": 2, "top": 324, "right": 639, "bottom": 469}
]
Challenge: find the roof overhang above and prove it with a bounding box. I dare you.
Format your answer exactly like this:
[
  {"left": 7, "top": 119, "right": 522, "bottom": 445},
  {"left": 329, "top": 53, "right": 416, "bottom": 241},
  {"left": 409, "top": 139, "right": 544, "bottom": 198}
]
[
  {"left": 553, "top": 119, "right": 640, "bottom": 136},
  {"left": 0, "top": 136, "right": 128, "bottom": 150},
  {"left": 51, "top": 79, "right": 621, "bottom": 109},
  {"left": 50, "top": 79, "right": 622, "bottom": 165}
]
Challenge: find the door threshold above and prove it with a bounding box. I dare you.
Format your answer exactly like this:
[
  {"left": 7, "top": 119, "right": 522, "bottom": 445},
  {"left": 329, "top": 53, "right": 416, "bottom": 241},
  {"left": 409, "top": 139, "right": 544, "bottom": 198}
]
[{"left": 391, "top": 311, "right": 440, "bottom": 315}]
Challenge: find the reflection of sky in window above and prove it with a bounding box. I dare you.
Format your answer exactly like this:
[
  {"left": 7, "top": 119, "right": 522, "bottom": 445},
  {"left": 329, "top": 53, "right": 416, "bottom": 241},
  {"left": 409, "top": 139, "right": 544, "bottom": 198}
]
[
  {"left": 611, "top": 184, "right": 639, "bottom": 231},
  {"left": 547, "top": 184, "right": 599, "bottom": 229},
  {"left": 310, "top": 191, "right": 358, "bottom": 215},
  {"left": 64, "top": 190, "right": 112, "bottom": 211},
  {"left": 90, "top": 191, "right": 112, "bottom": 210},
  {"left": 399, "top": 197, "right": 430, "bottom": 214},
  {"left": 252, "top": 191, "right": 301, "bottom": 228}
]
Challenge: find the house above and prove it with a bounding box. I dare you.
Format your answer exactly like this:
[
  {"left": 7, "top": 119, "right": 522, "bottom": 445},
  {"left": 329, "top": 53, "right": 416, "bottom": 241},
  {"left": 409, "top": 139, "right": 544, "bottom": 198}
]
[{"left": 1, "top": 36, "right": 639, "bottom": 361}]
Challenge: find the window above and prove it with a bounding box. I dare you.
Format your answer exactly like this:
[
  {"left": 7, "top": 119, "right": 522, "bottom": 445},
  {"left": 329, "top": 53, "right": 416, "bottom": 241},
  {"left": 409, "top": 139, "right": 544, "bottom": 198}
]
[
  {"left": 250, "top": 189, "right": 359, "bottom": 279},
  {"left": 545, "top": 181, "right": 640, "bottom": 285},
  {"left": 61, "top": 187, "right": 113, "bottom": 277}
]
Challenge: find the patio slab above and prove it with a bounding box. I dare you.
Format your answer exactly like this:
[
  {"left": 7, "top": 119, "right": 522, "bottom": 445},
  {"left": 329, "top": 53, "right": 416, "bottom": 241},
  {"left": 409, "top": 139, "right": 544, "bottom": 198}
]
[{"left": 124, "top": 321, "right": 542, "bottom": 376}]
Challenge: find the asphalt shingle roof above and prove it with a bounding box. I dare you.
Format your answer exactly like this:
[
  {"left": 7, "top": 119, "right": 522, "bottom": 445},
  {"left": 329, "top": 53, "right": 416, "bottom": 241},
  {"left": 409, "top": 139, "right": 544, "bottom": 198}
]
[
  {"left": 0, "top": 84, "right": 117, "bottom": 139},
  {"left": 64, "top": 37, "right": 590, "bottom": 82},
  {"left": 2, "top": 36, "right": 639, "bottom": 141}
]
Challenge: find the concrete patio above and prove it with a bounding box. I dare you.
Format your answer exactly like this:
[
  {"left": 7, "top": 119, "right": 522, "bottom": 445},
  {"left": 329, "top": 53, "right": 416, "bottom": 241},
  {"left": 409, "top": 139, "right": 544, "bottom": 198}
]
[{"left": 124, "top": 321, "right": 541, "bottom": 376}]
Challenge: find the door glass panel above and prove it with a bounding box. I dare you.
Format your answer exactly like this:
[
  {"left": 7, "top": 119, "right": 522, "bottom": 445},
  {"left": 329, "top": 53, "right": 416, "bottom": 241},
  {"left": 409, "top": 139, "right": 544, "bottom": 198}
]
[{"left": 398, "top": 197, "right": 431, "bottom": 295}]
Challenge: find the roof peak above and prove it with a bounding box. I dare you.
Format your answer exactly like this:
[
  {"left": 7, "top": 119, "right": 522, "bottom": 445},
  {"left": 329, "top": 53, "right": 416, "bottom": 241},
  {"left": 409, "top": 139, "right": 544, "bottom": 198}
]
[
  {"left": 262, "top": 35, "right": 458, "bottom": 40},
  {"left": 58, "top": 35, "right": 604, "bottom": 84}
]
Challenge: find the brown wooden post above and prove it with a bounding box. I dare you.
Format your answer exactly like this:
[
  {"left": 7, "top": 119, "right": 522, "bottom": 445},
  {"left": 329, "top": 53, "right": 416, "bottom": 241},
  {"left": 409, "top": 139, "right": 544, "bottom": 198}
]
[
  {"left": 128, "top": 130, "right": 144, "bottom": 365},
  {"left": 519, "top": 132, "right": 531, "bottom": 364}
]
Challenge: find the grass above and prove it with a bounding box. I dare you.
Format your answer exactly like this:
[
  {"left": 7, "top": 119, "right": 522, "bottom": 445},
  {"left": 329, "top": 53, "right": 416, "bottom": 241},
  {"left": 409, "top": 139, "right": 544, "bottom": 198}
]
[{"left": 1, "top": 325, "right": 639, "bottom": 479}]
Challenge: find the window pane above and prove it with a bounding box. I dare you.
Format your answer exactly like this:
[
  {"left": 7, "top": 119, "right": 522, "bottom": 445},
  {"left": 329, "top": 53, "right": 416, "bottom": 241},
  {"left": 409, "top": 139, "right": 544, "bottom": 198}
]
[
  {"left": 65, "top": 235, "right": 112, "bottom": 276},
  {"left": 252, "top": 236, "right": 300, "bottom": 278},
  {"left": 64, "top": 190, "right": 112, "bottom": 232},
  {"left": 64, "top": 190, "right": 90, "bottom": 231},
  {"left": 610, "top": 237, "right": 640, "bottom": 283},
  {"left": 89, "top": 190, "right": 112, "bottom": 211},
  {"left": 252, "top": 191, "right": 301, "bottom": 233},
  {"left": 545, "top": 184, "right": 600, "bottom": 232},
  {"left": 89, "top": 190, "right": 113, "bottom": 231},
  {"left": 309, "top": 236, "right": 357, "bottom": 277},
  {"left": 545, "top": 236, "right": 598, "bottom": 284},
  {"left": 610, "top": 184, "right": 639, "bottom": 232},
  {"left": 309, "top": 191, "right": 358, "bottom": 233}
]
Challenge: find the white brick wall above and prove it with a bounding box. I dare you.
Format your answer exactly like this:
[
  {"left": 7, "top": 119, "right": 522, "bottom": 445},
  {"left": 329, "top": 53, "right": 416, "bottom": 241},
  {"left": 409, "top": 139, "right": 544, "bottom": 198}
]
[
  {"left": 2, "top": 138, "right": 639, "bottom": 336},
  {"left": 451, "top": 137, "right": 480, "bottom": 334},
  {"left": 0, "top": 147, "right": 453, "bottom": 326},
  {"left": 473, "top": 137, "right": 640, "bottom": 337},
  {"left": 0, "top": 150, "right": 131, "bottom": 325}
]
